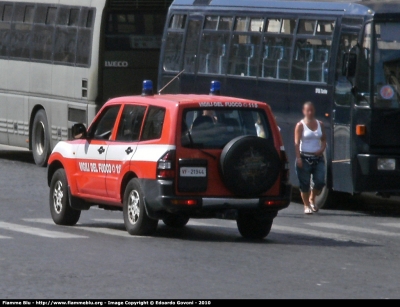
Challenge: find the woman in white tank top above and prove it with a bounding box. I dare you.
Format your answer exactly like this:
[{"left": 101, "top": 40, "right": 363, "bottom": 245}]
[{"left": 294, "top": 102, "right": 327, "bottom": 214}]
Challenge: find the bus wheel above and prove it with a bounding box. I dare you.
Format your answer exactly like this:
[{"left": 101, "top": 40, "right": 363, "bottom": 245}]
[
  {"left": 32, "top": 109, "right": 51, "bottom": 167},
  {"left": 313, "top": 185, "right": 331, "bottom": 209},
  {"left": 311, "top": 153, "right": 333, "bottom": 209}
]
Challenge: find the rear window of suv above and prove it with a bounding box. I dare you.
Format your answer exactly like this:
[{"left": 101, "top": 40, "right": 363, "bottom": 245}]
[{"left": 182, "top": 108, "right": 272, "bottom": 149}]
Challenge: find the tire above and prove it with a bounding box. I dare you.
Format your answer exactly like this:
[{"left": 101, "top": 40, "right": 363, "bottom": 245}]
[
  {"left": 237, "top": 212, "right": 274, "bottom": 240},
  {"left": 32, "top": 109, "right": 51, "bottom": 167},
  {"left": 123, "top": 178, "right": 158, "bottom": 236},
  {"left": 162, "top": 215, "right": 190, "bottom": 228},
  {"left": 49, "top": 169, "right": 81, "bottom": 226},
  {"left": 220, "top": 136, "right": 281, "bottom": 197},
  {"left": 311, "top": 153, "right": 333, "bottom": 209}
]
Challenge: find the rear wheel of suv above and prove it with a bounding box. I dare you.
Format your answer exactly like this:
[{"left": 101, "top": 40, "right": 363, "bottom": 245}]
[
  {"left": 220, "top": 136, "right": 281, "bottom": 197},
  {"left": 123, "top": 178, "right": 158, "bottom": 236},
  {"left": 236, "top": 212, "right": 274, "bottom": 239},
  {"left": 49, "top": 169, "right": 81, "bottom": 226},
  {"left": 162, "top": 215, "right": 190, "bottom": 228}
]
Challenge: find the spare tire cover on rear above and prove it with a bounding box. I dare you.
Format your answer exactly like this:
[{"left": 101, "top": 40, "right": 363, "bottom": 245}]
[{"left": 220, "top": 136, "right": 281, "bottom": 197}]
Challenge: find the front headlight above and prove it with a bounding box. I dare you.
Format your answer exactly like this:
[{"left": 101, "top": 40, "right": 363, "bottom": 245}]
[{"left": 377, "top": 158, "right": 396, "bottom": 171}]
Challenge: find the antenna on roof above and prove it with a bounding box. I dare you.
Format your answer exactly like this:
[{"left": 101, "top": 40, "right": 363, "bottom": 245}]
[{"left": 158, "top": 69, "right": 185, "bottom": 95}]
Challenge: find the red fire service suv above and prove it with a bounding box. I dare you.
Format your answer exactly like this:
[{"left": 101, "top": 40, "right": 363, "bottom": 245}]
[{"left": 47, "top": 80, "right": 291, "bottom": 239}]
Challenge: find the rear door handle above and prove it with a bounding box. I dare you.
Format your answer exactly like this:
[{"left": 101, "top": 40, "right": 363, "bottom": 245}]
[
  {"left": 125, "top": 147, "right": 133, "bottom": 155},
  {"left": 98, "top": 146, "right": 105, "bottom": 154}
]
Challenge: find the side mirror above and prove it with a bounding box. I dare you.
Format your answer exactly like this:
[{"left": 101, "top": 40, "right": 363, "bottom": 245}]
[{"left": 71, "top": 123, "right": 87, "bottom": 139}]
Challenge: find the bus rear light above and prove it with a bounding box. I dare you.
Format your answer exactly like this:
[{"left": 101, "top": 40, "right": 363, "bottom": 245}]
[
  {"left": 356, "top": 125, "right": 366, "bottom": 136},
  {"left": 157, "top": 150, "right": 176, "bottom": 179},
  {"left": 171, "top": 199, "right": 198, "bottom": 206}
]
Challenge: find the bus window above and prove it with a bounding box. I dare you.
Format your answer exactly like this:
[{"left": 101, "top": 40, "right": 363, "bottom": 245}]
[
  {"left": 163, "top": 14, "right": 186, "bottom": 72},
  {"left": 29, "top": 5, "right": 56, "bottom": 61},
  {"left": 298, "top": 19, "right": 316, "bottom": 35},
  {"left": 250, "top": 18, "right": 264, "bottom": 32},
  {"left": 198, "top": 32, "right": 229, "bottom": 75},
  {"left": 198, "top": 16, "right": 231, "bottom": 75},
  {"left": 292, "top": 19, "right": 335, "bottom": 83},
  {"left": 9, "top": 4, "right": 33, "bottom": 59},
  {"left": 229, "top": 17, "right": 263, "bottom": 77},
  {"left": 259, "top": 18, "right": 296, "bottom": 80},
  {"left": 334, "top": 33, "right": 358, "bottom": 106},
  {"left": 54, "top": 8, "right": 78, "bottom": 64},
  {"left": 260, "top": 36, "right": 292, "bottom": 80},
  {"left": 218, "top": 16, "right": 233, "bottom": 31},
  {"left": 316, "top": 20, "right": 335, "bottom": 35},
  {"left": 374, "top": 22, "right": 400, "bottom": 108},
  {"left": 228, "top": 34, "right": 261, "bottom": 77},
  {"left": 266, "top": 19, "right": 280, "bottom": 33},
  {"left": 46, "top": 7, "right": 57, "bottom": 25},
  {"left": 183, "top": 18, "right": 202, "bottom": 73},
  {"left": 3, "top": 4, "right": 12, "bottom": 22},
  {"left": 105, "top": 12, "right": 165, "bottom": 50},
  {"left": 204, "top": 16, "right": 218, "bottom": 30}
]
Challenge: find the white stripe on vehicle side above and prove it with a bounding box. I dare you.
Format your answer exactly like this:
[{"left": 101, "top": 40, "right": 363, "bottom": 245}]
[
  {"left": 52, "top": 143, "right": 175, "bottom": 162},
  {"left": 130, "top": 144, "right": 176, "bottom": 162},
  {"left": 105, "top": 144, "right": 175, "bottom": 162},
  {"left": 51, "top": 141, "right": 80, "bottom": 159}
]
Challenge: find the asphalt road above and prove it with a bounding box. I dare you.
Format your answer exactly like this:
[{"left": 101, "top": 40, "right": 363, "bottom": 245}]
[{"left": 1, "top": 146, "right": 400, "bottom": 299}]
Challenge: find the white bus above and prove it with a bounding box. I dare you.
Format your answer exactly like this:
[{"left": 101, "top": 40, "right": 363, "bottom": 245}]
[{"left": 0, "top": 0, "right": 171, "bottom": 166}]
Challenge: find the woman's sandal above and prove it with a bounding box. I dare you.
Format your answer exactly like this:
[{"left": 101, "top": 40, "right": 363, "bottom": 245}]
[
  {"left": 310, "top": 203, "right": 319, "bottom": 212},
  {"left": 304, "top": 206, "right": 313, "bottom": 214}
]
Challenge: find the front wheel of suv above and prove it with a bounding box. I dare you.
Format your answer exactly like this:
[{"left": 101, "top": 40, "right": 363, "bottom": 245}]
[{"left": 236, "top": 212, "right": 274, "bottom": 239}]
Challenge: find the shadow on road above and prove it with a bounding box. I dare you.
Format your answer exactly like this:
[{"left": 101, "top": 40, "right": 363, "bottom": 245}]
[
  {"left": 291, "top": 188, "right": 400, "bottom": 218},
  {"left": 77, "top": 221, "right": 375, "bottom": 247},
  {"left": 0, "top": 149, "right": 34, "bottom": 164}
]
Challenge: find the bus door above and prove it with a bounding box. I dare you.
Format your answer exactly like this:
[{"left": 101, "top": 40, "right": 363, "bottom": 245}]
[
  {"left": 331, "top": 27, "right": 361, "bottom": 193},
  {"left": 180, "top": 15, "right": 203, "bottom": 93},
  {"left": 102, "top": 10, "right": 167, "bottom": 100}
]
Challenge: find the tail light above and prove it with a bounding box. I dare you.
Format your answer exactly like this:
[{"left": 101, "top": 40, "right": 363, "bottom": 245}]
[
  {"left": 280, "top": 150, "right": 290, "bottom": 182},
  {"left": 157, "top": 150, "right": 176, "bottom": 179}
]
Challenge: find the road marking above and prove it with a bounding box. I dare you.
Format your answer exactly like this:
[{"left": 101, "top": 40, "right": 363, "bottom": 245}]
[
  {"left": 379, "top": 223, "right": 400, "bottom": 229},
  {"left": 0, "top": 234, "right": 12, "bottom": 239},
  {"left": 0, "top": 221, "right": 87, "bottom": 239},
  {"left": 308, "top": 222, "right": 400, "bottom": 237},
  {"left": 24, "top": 218, "right": 148, "bottom": 238},
  {"left": 91, "top": 218, "right": 123, "bottom": 224},
  {"left": 272, "top": 225, "right": 366, "bottom": 243},
  {"left": 189, "top": 220, "right": 366, "bottom": 242}
]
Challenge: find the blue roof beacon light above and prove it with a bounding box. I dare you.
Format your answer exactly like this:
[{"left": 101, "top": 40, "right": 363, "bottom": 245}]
[
  {"left": 209, "top": 80, "right": 221, "bottom": 95},
  {"left": 142, "top": 80, "right": 153, "bottom": 96}
]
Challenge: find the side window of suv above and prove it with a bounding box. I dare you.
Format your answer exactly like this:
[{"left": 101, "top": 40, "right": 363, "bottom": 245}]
[
  {"left": 141, "top": 107, "right": 166, "bottom": 141},
  {"left": 115, "top": 105, "right": 147, "bottom": 141},
  {"left": 90, "top": 105, "right": 121, "bottom": 140}
]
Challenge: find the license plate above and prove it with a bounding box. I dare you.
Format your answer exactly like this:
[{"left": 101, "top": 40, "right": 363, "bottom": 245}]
[{"left": 180, "top": 167, "right": 207, "bottom": 177}]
